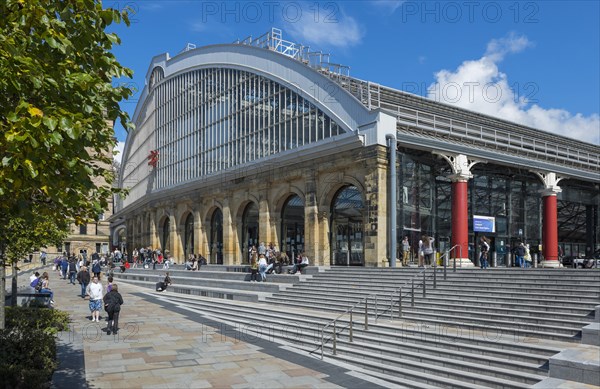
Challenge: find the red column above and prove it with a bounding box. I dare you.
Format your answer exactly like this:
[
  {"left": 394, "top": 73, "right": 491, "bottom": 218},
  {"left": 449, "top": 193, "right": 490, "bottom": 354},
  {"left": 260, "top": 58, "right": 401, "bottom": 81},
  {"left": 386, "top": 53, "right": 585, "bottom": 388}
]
[
  {"left": 543, "top": 194, "right": 559, "bottom": 263},
  {"left": 451, "top": 180, "right": 469, "bottom": 259}
]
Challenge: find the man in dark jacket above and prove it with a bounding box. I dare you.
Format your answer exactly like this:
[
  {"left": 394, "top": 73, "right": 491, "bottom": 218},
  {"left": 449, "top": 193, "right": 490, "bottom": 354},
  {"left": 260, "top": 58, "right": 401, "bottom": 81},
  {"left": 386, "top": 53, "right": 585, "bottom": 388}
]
[
  {"left": 103, "top": 284, "right": 124, "bottom": 335},
  {"left": 76, "top": 266, "right": 91, "bottom": 298},
  {"left": 68, "top": 259, "right": 77, "bottom": 284}
]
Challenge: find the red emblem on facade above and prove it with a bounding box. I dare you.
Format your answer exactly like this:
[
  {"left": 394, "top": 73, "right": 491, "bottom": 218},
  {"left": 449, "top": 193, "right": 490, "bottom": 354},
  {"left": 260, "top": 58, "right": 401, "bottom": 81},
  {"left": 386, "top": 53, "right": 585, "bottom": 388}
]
[{"left": 147, "top": 150, "right": 159, "bottom": 167}]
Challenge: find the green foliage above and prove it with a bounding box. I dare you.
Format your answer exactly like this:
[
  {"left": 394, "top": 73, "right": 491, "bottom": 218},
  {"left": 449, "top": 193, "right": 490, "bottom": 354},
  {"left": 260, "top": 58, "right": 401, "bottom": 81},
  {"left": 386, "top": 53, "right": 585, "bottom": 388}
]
[
  {"left": 0, "top": 0, "right": 133, "bottom": 224},
  {"left": 0, "top": 307, "right": 71, "bottom": 388},
  {"left": 0, "top": 327, "right": 56, "bottom": 389},
  {"left": 3, "top": 212, "right": 69, "bottom": 264},
  {"left": 5, "top": 306, "right": 70, "bottom": 335}
]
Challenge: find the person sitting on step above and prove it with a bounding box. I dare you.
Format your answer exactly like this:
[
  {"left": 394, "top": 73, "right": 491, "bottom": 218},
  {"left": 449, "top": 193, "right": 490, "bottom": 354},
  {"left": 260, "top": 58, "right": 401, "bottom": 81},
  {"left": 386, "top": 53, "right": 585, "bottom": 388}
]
[{"left": 288, "top": 253, "right": 309, "bottom": 275}]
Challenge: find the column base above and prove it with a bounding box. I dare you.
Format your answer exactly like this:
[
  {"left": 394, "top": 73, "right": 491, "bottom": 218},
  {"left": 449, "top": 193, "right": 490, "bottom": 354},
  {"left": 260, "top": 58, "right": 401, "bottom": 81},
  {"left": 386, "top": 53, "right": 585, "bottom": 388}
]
[
  {"left": 446, "top": 258, "right": 475, "bottom": 268},
  {"left": 540, "top": 260, "right": 562, "bottom": 268}
]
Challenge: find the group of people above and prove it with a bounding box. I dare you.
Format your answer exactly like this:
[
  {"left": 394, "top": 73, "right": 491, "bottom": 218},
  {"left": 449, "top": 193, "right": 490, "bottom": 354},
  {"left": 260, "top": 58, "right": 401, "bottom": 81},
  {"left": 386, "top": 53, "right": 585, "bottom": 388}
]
[
  {"left": 248, "top": 243, "right": 308, "bottom": 282},
  {"left": 130, "top": 247, "right": 172, "bottom": 270},
  {"left": 401, "top": 235, "right": 436, "bottom": 267},
  {"left": 184, "top": 254, "right": 207, "bottom": 271},
  {"left": 86, "top": 274, "right": 124, "bottom": 335}
]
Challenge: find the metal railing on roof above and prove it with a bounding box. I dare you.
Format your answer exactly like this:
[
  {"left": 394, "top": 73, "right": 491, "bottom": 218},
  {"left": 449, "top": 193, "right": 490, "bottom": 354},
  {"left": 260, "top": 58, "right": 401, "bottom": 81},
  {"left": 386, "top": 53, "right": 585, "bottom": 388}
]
[
  {"left": 234, "top": 28, "right": 350, "bottom": 77},
  {"left": 324, "top": 75, "right": 599, "bottom": 173}
]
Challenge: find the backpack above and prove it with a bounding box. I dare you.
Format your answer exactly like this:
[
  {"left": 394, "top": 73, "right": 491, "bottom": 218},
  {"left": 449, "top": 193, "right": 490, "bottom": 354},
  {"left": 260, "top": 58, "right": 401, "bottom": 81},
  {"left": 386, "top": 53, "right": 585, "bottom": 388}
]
[{"left": 29, "top": 278, "right": 42, "bottom": 291}]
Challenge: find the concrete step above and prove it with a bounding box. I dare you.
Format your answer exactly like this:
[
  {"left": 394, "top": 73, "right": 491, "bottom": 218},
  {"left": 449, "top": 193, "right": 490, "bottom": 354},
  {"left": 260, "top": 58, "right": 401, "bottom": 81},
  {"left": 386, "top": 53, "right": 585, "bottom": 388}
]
[
  {"left": 159, "top": 295, "right": 547, "bottom": 388},
  {"left": 161, "top": 294, "right": 559, "bottom": 365},
  {"left": 311, "top": 272, "right": 600, "bottom": 286},
  {"left": 272, "top": 288, "right": 596, "bottom": 315},
  {"left": 286, "top": 281, "right": 600, "bottom": 301},
  {"left": 119, "top": 268, "right": 302, "bottom": 283},
  {"left": 113, "top": 272, "right": 284, "bottom": 293},
  {"left": 115, "top": 278, "right": 270, "bottom": 302},
  {"left": 265, "top": 297, "right": 583, "bottom": 341}
]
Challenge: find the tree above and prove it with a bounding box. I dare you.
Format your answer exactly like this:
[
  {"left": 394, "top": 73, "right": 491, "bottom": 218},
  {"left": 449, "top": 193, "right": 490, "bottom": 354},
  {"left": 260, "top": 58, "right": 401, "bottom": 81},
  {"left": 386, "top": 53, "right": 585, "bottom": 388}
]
[
  {"left": 0, "top": 0, "right": 133, "bottom": 329},
  {"left": 3, "top": 214, "right": 69, "bottom": 306}
]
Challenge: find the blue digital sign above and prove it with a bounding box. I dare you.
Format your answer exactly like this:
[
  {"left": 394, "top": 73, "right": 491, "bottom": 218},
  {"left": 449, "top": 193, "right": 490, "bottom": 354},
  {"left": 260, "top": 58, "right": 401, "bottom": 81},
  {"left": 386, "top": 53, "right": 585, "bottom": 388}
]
[{"left": 473, "top": 215, "right": 496, "bottom": 233}]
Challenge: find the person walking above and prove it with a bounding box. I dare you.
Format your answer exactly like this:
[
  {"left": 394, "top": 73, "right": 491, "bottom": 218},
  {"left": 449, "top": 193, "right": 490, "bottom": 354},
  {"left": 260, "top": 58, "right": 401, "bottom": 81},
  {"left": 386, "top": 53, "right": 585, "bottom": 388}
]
[
  {"left": 77, "top": 266, "right": 91, "bottom": 298},
  {"left": 68, "top": 258, "right": 77, "bottom": 284},
  {"left": 103, "top": 283, "right": 124, "bottom": 335},
  {"left": 515, "top": 242, "right": 526, "bottom": 268},
  {"left": 258, "top": 254, "right": 268, "bottom": 282},
  {"left": 479, "top": 236, "right": 490, "bottom": 269},
  {"left": 92, "top": 260, "right": 102, "bottom": 280},
  {"left": 87, "top": 276, "right": 103, "bottom": 322},
  {"left": 402, "top": 236, "right": 411, "bottom": 266},
  {"left": 421, "top": 235, "right": 435, "bottom": 267},
  {"left": 249, "top": 253, "right": 259, "bottom": 282}
]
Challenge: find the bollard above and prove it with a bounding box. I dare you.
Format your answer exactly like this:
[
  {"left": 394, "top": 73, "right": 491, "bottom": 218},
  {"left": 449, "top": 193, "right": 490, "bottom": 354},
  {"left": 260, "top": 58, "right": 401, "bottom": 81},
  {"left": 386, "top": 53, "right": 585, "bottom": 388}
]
[
  {"left": 423, "top": 270, "right": 426, "bottom": 298},
  {"left": 411, "top": 279, "right": 415, "bottom": 307},
  {"left": 364, "top": 298, "right": 369, "bottom": 330},
  {"left": 492, "top": 252, "right": 497, "bottom": 268},
  {"left": 349, "top": 311, "right": 353, "bottom": 342},
  {"left": 321, "top": 330, "right": 324, "bottom": 360},
  {"left": 533, "top": 254, "right": 538, "bottom": 268},
  {"left": 333, "top": 321, "right": 337, "bottom": 355},
  {"left": 375, "top": 295, "right": 379, "bottom": 323},
  {"left": 453, "top": 257, "right": 457, "bottom": 272},
  {"left": 444, "top": 259, "right": 447, "bottom": 280},
  {"left": 399, "top": 287, "right": 402, "bottom": 318},
  {"left": 433, "top": 265, "right": 437, "bottom": 289}
]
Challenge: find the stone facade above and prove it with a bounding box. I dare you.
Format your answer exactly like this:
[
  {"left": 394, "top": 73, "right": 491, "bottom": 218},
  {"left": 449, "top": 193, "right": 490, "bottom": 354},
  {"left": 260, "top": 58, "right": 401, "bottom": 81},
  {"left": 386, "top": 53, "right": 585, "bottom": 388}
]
[{"left": 124, "top": 144, "right": 390, "bottom": 267}]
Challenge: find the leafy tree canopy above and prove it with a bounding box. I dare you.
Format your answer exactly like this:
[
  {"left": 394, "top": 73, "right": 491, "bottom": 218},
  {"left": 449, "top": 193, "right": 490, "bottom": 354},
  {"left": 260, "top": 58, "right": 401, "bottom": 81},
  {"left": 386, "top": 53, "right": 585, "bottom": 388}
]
[{"left": 0, "top": 0, "right": 133, "bottom": 226}]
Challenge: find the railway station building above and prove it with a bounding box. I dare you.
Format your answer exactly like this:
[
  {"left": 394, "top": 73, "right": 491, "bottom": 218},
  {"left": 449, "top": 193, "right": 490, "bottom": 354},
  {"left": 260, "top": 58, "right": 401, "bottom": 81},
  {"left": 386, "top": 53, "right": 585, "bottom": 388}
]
[{"left": 112, "top": 29, "right": 600, "bottom": 268}]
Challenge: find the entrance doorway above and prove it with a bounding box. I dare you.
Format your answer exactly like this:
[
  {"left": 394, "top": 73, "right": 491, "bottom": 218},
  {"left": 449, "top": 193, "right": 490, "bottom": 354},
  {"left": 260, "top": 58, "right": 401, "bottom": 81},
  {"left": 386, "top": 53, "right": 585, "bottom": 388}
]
[
  {"left": 241, "top": 202, "right": 259, "bottom": 263},
  {"left": 210, "top": 209, "right": 223, "bottom": 264},
  {"left": 281, "top": 194, "right": 304, "bottom": 262},
  {"left": 331, "top": 186, "right": 364, "bottom": 266}
]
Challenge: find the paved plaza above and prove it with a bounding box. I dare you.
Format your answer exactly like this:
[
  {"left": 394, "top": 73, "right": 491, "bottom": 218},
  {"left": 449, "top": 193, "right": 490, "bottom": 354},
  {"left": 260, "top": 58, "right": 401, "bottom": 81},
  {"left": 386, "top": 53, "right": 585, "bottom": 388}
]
[{"left": 21, "top": 266, "right": 383, "bottom": 389}]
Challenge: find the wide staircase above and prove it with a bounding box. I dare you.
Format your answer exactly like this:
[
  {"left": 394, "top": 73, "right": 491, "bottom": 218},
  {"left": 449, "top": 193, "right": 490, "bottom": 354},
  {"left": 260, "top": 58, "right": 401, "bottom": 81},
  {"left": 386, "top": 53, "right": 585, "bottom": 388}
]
[{"left": 113, "top": 266, "right": 600, "bottom": 388}]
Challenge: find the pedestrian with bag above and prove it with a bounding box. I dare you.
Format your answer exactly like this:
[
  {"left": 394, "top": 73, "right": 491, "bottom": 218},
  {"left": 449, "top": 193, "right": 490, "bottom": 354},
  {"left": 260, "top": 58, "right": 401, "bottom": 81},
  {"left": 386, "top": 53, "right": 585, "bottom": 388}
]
[
  {"left": 103, "top": 283, "right": 124, "bottom": 335},
  {"left": 479, "top": 236, "right": 490, "bottom": 269}
]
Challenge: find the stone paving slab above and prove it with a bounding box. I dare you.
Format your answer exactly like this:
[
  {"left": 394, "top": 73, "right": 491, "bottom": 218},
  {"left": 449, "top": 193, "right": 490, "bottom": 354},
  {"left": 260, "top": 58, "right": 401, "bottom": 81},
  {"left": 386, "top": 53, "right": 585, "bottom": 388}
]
[{"left": 36, "top": 268, "right": 385, "bottom": 388}]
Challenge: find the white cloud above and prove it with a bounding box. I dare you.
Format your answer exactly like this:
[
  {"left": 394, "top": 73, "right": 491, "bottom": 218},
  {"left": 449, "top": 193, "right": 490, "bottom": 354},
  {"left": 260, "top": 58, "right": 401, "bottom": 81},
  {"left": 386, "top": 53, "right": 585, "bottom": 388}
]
[
  {"left": 428, "top": 33, "right": 600, "bottom": 145},
  {"left": 371, "top": 0, "right": 405, "bottom": 13},
  {"left": 286, "top": 8, "right": 363, "bottom": 48},
  {"left": 114, "top": 141, "right": 125, "bottom": 164}
]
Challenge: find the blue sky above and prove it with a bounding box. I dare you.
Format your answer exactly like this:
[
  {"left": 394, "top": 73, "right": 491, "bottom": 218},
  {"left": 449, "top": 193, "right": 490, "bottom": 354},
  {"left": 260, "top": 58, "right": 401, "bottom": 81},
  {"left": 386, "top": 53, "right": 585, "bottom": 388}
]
[{"left": 109, "top": 0, "right": 600, "bottom": 159}]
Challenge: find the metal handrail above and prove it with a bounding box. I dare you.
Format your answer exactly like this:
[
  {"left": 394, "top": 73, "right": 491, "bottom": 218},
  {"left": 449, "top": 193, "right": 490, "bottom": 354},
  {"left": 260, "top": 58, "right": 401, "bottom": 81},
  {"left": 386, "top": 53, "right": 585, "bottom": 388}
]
[{"left": 314, "top": 260, "right": 440, "bottom": 359}]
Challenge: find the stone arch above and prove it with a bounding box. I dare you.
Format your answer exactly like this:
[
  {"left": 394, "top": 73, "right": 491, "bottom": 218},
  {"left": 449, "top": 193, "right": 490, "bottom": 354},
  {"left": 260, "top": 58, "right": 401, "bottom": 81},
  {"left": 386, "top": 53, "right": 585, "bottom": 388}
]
[
  {"left": 237, "top": 198, "right": 260, "bottom": 263},
  {"left": 319, "top": 175, "right": 366, "bottom": 211},
  {"left": 157, "top": 213, "right": 171, "bottom": 252},
  {"left": 112, "top": 225, "right": 127, "bottom": 246},
  {"left": 272, "top": 185, "right": 305, "bottom": 216}
]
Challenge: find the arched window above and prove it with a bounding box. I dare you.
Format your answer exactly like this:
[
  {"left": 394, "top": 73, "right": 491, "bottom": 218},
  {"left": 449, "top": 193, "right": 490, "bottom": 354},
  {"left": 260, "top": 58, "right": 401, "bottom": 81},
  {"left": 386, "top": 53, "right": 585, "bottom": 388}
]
[
  {"left": 281, "top": 195, "right": 304, "bottom": 261},
  {"left": 331, "top": 186, "right": 364, "bottom": 266},
  {"left": 161, "top": 217, "right": 170, "bottom": 252},
  {"left": 210, "top": 209, "right": 223, "bottom": 264},
  {"left": 241, "top": 203, "right": 259, "bottom": 264}
]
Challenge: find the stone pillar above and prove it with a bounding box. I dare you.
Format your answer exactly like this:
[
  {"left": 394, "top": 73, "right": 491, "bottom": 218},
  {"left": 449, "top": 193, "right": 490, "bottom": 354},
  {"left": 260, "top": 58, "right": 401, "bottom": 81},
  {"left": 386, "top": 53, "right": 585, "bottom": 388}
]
[
  {"left": 536, "top": 172, "right": 563, "bottom": 268},
  {"left": 258, "top": 188, "right": 271, "bottom": 246},
  {"left": 364, "top": 148, "right": 388, "bottom": 267},
  {"left": 193, "top": 209, "right": 203, "bottom": 257},
  {"left": 149, "top": 209, "right": 158, "bottom": 249},
  {"left": 437, "top": 153, "right": 481, "bottom": 267},
  {"left": 304, "top": 190, "right": 320, "bottom": 265},
  {"left": 168, "top": 211, "right": 181, "bottom": 263},
  {"left": 222, "top": 198, "right": 237, "bottom": 265}
]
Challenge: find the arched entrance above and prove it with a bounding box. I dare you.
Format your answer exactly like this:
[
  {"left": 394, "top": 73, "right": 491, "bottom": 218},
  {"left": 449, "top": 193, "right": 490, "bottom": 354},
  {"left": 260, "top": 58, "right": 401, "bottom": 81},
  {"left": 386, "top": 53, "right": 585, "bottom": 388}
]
[
  {"left": 241, "top": 202, "right": 259, "bottom": 263},
  {"left": 210, "top": 209, "right": 223, "bottom": 264},
  {"left": 183, "top": 213, "right": 194, "bottom": 260},
  {"left": 161, "top": 217, "right": 170, "bottom": 253},
  {"left": 281, "top": 194, "right": 304, "bottom": 261},
  {"left": 331, "top": 186, "right": 365, "bottom": 266}
]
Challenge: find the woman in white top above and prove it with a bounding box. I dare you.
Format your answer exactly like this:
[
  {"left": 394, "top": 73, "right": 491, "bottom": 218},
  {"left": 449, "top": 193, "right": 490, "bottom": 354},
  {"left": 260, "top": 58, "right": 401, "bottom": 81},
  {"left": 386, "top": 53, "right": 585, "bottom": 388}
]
[{"left": 87, "top": 276, "right": 104, "bottom": 322}]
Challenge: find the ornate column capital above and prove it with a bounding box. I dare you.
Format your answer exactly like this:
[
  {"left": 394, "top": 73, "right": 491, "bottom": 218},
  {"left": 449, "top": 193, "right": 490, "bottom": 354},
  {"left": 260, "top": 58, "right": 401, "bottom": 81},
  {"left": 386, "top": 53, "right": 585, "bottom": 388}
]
[
  {"left": 435, "top": 153, "right": 483, "bottom": 182},
  {"left": 535, "top": 171, "right": 564, "bottom": 197}
]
